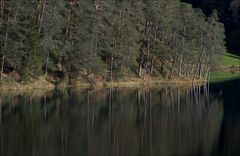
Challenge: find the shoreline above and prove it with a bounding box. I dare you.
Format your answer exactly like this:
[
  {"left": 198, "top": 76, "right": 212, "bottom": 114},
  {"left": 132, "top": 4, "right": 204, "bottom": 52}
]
[{"left": 0, "top": 76, "right": 206, "bottom": 92}]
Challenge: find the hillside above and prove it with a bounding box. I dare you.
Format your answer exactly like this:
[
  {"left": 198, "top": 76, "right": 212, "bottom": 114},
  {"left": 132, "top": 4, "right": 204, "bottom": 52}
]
[{"left": 210, "top": 52, "right": 240, "bottom": 83}]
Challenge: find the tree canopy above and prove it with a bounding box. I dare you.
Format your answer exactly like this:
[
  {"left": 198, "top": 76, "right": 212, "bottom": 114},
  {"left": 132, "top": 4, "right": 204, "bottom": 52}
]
[{"left": 0, "top": 0, "right": 226, "bottom": 83}]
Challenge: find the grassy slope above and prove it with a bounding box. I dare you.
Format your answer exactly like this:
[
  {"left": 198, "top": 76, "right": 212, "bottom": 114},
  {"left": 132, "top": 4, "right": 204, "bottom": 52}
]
[
  {"left": 210, "top": 53, "right": 240, "bottom": 83},
  {"left": 222, "top": 53, "right": 240, "bottom": 67},
  {"left": 210, "top": 71, "right": 240, "bottom": 83}
]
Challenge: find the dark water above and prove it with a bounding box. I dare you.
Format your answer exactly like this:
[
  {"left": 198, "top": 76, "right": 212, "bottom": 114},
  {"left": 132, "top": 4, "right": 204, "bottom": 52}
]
[{"left": 0, "top": 80, "right": 239, "bottom": 156}]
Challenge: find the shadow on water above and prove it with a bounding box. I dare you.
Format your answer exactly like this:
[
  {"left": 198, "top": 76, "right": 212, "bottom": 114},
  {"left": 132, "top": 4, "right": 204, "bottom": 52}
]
[
  {"left": 210, "top": 79, "right": 240, "bottom": 155},
  {"left": 0, "top": 80, "right": 239, "bottom": 155}
]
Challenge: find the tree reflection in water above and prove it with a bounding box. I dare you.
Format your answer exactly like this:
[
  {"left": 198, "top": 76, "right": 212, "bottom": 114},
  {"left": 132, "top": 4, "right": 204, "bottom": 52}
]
[{"left": 0, "top": 84, "right": 229, "bottom": 155}]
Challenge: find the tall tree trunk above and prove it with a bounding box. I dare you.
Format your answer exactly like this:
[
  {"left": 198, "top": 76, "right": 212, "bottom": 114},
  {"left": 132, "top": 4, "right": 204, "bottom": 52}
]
[
  {"left": 110, "top": 29, "right": 116, "bottom": 81},
  {"left": 138, "top": 43, "right": 145, "bottom": 77},
  {"left": 150, "top": 54, "right": 154, "bottom": 75},
  {"left": 36, "top": 0, "right": 42, "bottom": 22},
  {"left": 0, "top": 55, "right": 5, "bottom": 81},
  {"left": 0, "top": 0, "right": 4, "bottom": 81},
  {"left": 44, "top": 0, "right": 57, "bottom": 76},
  {"left": 179, "top": 10, "right": 187, "bottom": 77},
  {"left": 0, "top": 31, "right": 8, "bottom": 81},
  {"left": 204, "top": 65, "right": 210, "bottom": 82},
  {"left": 186, "top": 63, "right": 191, "bottom": 76},
  {"left": 38, "top": 0, "right": 47, "bottom": 34},
  {"left": 179, "top": 26, "right": 186, "bottom": 77},
  {"left": 45, "top": 51, "right": 49, "bottom": 76},
  {"left": 146, "top": 21, "right": 151, "bottom": 73},
  {"left": 110, "top": 55, "right": 114, "bottom": 81},
  {"left": 66, "top": 0, "right": 73, "bottom": 36},
  {"left": 169, "top": 32, "right": 177, "bottom": 80},
  {"left": 138, "top": 21, "right": 148, "bottom": 77},
  {"left": 198, "top": 62, "right": 202, "bottom": 79},
  {"left": 178, "top": 54, "right": 183, "bottom": 77},
  {"left": 0, "top": 0, "right": 4, "bottom": 19},
  {"left": 150, "top": 25, "right": 157, "bottom": 75},
  {"left": 146, "top": 42, "right": 150, "bottom": 73},
  {"left": 193, "top": 35, "right": 205, "bottom": 84}
]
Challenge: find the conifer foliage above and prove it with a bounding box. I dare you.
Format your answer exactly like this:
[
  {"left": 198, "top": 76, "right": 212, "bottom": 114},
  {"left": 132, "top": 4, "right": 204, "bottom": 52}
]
[{"left": 0, "top": 0, "right": 226, "bottom": 82}]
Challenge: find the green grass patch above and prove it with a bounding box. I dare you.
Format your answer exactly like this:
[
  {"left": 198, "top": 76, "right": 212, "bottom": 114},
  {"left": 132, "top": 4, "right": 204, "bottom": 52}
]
[
  {"left": 210, "top": 71, "right": 240, "bottom": 83},
  {"left": 222, "top": 53, "right": 240, "bottom": 67}
]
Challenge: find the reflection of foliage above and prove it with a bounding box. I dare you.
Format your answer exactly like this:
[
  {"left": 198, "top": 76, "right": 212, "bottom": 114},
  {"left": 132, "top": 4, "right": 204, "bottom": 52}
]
[{"left": 0, "top": 86, "right": 224, "bottom": 155}]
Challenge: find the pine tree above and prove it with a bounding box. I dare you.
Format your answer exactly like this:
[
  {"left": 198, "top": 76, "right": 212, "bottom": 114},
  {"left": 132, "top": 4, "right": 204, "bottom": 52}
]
[{"left": 0, "top": 0, "right": 227, "bottom": 83}]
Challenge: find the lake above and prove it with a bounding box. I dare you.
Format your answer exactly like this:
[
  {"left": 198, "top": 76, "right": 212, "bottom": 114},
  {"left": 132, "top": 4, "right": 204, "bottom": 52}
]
[{"left": 0, "top": 79, "right": 239, "bottom": 155}]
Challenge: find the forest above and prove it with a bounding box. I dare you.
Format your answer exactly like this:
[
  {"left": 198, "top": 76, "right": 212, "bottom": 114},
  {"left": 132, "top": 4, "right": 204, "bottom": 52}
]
[
  {"left": 183, "top": 0, "right": 240, "bottom": 55},
  {"left": 0, "top": 0, "right": 226, "bottom": 86}
]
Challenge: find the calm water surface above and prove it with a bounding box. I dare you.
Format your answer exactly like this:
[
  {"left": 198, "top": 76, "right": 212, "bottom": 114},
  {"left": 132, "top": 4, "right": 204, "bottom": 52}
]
[{"left": 0, "top": 80, "right": 239, "bottom": 156}]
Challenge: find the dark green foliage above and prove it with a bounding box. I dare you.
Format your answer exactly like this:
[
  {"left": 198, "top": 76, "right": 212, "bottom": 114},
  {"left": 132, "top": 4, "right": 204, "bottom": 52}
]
[
  {"left": 0, "top": 0, "right": 44, "bottom": 80},
  {"left": 0, "top": 0, "right": 226, "bottom": 82}
]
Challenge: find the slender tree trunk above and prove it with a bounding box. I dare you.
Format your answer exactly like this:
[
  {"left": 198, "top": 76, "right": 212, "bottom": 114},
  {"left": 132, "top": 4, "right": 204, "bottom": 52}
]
[
  {"left": 138, "top": 43, "right": 145, "bottom": 77},
  {"left": 38, "top": 0, "right": 47, "bottom": 34},
  {"left": 110, "top": 30, "right": 116, "bottom": 82},
  {"left": 204, "top": 65, "right": 210, "bottom": 82},
  {"left": 160, "top": 62, "right": 164, "bottom": 74},
  {"left": 0, "top": 0, "right": 4, "bottom": 19},
  {"left": 110, "top": 55, "right": 114, "bottom": 81},
  {"left": 179, "top": 54, "right": 183, "bottom": 77},
  {"left": 66, "top": 0, "right": 73, "bottom": 36},
  {"left": 169, "top": 32, "right": 177, "bottom": 80},
  {"left": 146, "top": 21, "right": 151, "bottom": 73},
  {"left": 146, "top": 42, "right": 150, "bottom": 73},
  {"left": 179, "top": 11, "right": 187, "bottom": 77},
  {"left": 45, "top": 51, "right": 49, "bottom": 76},
  {"left": 138, "top": 21, "right": 148, "bottom": 77},
  {"left": 44, "top": 0, "right": 57, "bottom": 76},
  {"left": 0, "top": 30, "right": 8, "bottom": 81},
  {"left": 150, "top": 54, "right": 154, "bottom": 75},
  {"left": 179, "top": 27, "right": 186, "bottom": 77},
  {"left": 150, "top": 25, "right": 157, "bottom": 75},
  {"left": 198, "top": 62, "right": 202, "bottom": 79},
  {"left": 36, "top": 0, "right": 42, "bottom": 22},
  {"left": 193, "top": 35, "right": 205, "bottom": 84},
  {"left": 0, "top": 55, "right": 5, "bottom": 81},
  {"left": 203, "top": 47, "right": 214, "bottom": 82},
  {"left": 186, "top": 63, "right": 190, "bottom": 76}
]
